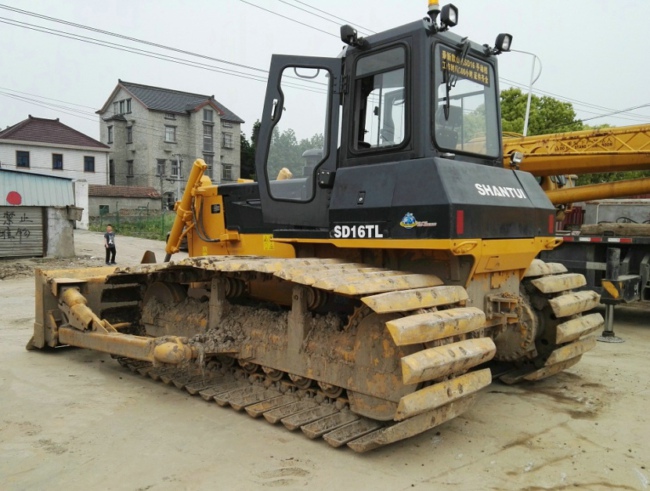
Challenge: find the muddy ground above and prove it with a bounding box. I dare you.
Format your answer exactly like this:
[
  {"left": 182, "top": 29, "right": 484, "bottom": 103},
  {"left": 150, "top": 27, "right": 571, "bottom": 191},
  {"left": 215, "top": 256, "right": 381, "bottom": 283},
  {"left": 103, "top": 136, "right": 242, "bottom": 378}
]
[{"left": 1, "top": 230, "right": 649, "bottom": 490}]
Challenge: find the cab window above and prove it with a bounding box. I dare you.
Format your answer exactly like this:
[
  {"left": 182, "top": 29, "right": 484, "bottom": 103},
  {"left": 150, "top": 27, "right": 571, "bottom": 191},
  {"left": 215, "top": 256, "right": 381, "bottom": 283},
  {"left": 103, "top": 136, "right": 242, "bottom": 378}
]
[{"left": 352, "top": 46, "right": 407, "bottom": 151}]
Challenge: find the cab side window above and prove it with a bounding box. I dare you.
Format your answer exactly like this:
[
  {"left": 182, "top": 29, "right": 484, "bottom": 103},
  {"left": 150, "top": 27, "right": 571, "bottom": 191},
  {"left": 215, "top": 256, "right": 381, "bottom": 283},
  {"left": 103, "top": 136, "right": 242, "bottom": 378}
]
[{"left": 353, "top": 46, "right": 407, "bottom": 151}]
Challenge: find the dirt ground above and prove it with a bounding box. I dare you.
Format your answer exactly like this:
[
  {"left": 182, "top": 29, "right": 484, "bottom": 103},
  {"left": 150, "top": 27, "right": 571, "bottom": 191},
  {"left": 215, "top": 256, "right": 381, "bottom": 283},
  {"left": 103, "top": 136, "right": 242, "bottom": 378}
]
[{"left": 1, "top": 230, "right": 649, "bottom": 491}]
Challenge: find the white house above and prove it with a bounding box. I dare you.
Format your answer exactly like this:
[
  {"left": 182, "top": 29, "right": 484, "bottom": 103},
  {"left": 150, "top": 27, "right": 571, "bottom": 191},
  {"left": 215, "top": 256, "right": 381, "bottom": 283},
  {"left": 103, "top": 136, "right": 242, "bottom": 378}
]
[{"left": 0, "top": 115, "right": 110, "bottom": 185}]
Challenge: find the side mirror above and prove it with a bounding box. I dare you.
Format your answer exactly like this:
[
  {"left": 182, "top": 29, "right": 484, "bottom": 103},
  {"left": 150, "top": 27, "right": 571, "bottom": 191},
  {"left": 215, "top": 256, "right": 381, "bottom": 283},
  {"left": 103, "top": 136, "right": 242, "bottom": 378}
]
[{"left": 340, "top": 24, "right": 368, "bottom": 48}]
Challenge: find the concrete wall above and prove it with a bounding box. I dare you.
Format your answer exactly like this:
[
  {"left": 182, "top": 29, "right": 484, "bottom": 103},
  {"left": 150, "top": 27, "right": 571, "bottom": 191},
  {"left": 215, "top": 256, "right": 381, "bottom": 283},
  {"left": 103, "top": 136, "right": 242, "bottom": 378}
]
[
  {"left": 46, "top": 207, "right": 75, "bottom": 258},
  {"left": 88, "top": 196, "right": 161, "bottom": 217},
  {"left": 0, "top": 142, "right": 109, "bottom": 185},
  {"left": 74, "top": 179, "right": 89, "bottom": 230},
  {"left": 584, "top": 199, "right": 650, "bottom": 225}
]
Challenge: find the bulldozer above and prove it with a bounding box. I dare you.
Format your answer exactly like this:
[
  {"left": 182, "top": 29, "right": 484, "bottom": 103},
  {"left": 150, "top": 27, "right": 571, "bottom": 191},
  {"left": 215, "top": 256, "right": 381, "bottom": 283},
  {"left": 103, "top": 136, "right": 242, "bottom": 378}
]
[{"left": 28, "top": 2, "right": 604, "bottom": 452}]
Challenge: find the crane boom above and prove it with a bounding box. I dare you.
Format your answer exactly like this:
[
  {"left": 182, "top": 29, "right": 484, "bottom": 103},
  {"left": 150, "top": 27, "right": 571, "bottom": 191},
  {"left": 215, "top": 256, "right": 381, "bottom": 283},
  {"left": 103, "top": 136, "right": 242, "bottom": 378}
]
[{"left": 503, "top": 124, "right": 650, "bottom": 177}]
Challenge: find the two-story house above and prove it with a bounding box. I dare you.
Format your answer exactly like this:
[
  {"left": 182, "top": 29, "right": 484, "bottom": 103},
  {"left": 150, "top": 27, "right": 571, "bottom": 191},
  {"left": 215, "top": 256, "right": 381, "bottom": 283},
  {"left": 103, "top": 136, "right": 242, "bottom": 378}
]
[
  {"left": 97, "top": 80, "right": 244, "bottom": 207},
  {"left": 0, "top": 115, "right": 110, "bottom": 184}
]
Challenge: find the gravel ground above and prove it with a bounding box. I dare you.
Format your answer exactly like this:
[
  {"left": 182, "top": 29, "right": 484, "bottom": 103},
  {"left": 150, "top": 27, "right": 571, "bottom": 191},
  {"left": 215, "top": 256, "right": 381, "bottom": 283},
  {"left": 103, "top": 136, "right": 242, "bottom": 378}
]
[{"left": 0, "top": 230, "right": 649, "bottom": 490}]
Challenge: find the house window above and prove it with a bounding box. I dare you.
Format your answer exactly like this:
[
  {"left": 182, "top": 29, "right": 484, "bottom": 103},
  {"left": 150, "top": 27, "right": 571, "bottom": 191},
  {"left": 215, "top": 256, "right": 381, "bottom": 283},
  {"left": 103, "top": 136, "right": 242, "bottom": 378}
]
[
  {"left": 84, "top": 156, "right": 95, "bottom": 172},
  {"left": 126, "top": 98, "right": 131, "bottom": 113},
  {"left": 222, "top": 163, "right": 233, "bottom": 181},
  {"left": 119, "top": 100, "right": 125, "bottom": 114},
  {"left": 203, "top": 154, "right": 213, "bottom": 179},
  {"left": 203, "top": 109, "right": 213, "bottom": 122},
  {"left": 109, "top": 160, "right": 115, "bottom": 184},
  {"left": 164, "top": 126, "right": 176, "bottom": 143},
  {"left": 171, "top": 159, "right": 181, "bottom": 178},
  {"left": 222, "top": 121, "right": 233, "bottom": 128},
  {"left": 156, "top": 159, "right": 166, "bottom": 176},
  {"left": 113, "top": 102, "right": 119, "bottom": 115},
  {"left": 222, "top": 132, "right": 233, "bottom": 149},
  {"left": 165, "top": 113, "right": 176, "bottom": 120},
  {"left": 52, "top": 153, "right": 63, "bottom": 170},
  {"left": 107, "top": 126, "right": 113, "bottom": 144},
  {"left": 99, "top": 205, "right": 109, "bottom": 216},
  {"left": 127, "top": 160, "right": 134, "bottom": 177},
  {"left": 163, "top": 192, "right": 175, "bottom": 211},
  {"left": 203, "top": 124, "right": 213, "bottom": 152},
  {"left": 126, "top": 126, "right": 133, "bottom": 144},
  {"left": 16, "top": 151, "right": 29, "bottom": 168}
]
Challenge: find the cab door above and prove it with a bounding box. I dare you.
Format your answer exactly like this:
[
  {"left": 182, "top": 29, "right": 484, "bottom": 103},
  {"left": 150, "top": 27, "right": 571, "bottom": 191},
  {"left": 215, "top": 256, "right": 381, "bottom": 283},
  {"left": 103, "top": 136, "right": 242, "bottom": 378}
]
[{"left": 256, "top": 55, "right": 342, "bottom": 228}]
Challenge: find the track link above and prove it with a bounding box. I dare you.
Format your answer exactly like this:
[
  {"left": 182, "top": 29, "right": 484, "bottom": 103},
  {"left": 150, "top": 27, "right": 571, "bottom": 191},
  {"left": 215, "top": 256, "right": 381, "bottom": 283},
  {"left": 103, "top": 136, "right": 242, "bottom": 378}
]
[{"left": 500, "top": 259, "right": 603, "bottom": 384}]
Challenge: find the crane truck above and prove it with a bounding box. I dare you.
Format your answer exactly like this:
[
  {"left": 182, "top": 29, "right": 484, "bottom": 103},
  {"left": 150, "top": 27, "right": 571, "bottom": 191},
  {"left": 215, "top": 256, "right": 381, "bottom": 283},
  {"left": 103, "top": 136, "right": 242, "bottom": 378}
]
[
  {"left": 28, "top": 2, "right": 603, "bottom": 452},
  {"left": 504, "top": 124, "right": 650, "bottom": 340}
]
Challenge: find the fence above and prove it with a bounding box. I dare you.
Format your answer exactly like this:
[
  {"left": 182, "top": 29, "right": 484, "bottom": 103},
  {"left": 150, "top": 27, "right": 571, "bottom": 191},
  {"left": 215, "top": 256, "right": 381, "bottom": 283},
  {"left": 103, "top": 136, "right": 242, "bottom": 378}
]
[{"left": 89, "top": 203, "right": 176, "bottom": 241}]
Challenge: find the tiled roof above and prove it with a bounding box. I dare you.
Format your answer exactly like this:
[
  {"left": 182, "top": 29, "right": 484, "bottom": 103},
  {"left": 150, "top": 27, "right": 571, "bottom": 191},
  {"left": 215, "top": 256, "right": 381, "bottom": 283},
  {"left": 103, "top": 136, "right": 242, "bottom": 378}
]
[
  {"left": 114, "top": 80, "right": 244, "bottom": 123},
  {"left": 0, "top": 116, "right": 109, "bottom": 149},
  {"left": 89, "top": 185, "right": 161, "bottom": 199}
]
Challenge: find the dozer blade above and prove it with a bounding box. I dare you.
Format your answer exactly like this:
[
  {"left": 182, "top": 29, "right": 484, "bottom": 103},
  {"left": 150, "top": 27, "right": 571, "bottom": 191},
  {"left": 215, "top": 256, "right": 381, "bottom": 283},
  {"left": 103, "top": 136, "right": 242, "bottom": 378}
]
[
  {"left": 524, "top": 259, "right": 568, "bottom": 278},
  {"left": 361, "top": 285, "right": 468, "bottom": 314},
  {"left": 322, "top": 419, "right": 382, "bottom": 448},
  {"left": 401, "top": 338, "right": 496, "bottom": 385},
  {"left": 281, "top": 405, "right": 339, "bottom": 431},
  {"left": 545, "top": 336, "right": 597, "bottom": 366},
  {"left": 347, "top": 396, "right": 476, "bottom": 453},
  {"left": 530, "top": 273, "right": 586, "bottom": 294},
  {"left": 386, "top": 307, "right": 486, "bottom": 346},
  {"left": 395, "top": 369, "right": 491, "bottom": 421},
  {"left": 301, "top": 412, "right": 359, "bottom": 439},
  {"left": 556, "top": 313, "right": 604, "bottom": 344},
  {"left": 548, "top": 291, "right": 601, "bottom": 317}
]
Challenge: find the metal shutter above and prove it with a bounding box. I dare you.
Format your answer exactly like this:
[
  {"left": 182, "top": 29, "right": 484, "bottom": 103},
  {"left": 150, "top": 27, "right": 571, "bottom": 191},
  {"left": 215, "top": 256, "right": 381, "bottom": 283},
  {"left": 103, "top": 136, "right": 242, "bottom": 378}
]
[{"left": 0, "top": 207, "right": 44, "bottom": 257}]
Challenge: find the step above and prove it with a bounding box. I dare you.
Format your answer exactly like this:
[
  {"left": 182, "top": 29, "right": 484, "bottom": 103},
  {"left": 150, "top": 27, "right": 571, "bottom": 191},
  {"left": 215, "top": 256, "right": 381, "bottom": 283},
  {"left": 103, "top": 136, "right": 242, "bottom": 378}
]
[
  {"left": 548, "top": 291, "right": 601, "bottom": 317},
  {"left": 301, "top": 412, "right": 359, "bottom": 439},
  {"left": 322, "top": 419, "right": 382, "bottom": 448},
  {"left": 386, "top": 307, "right": 485, "bottom": 346},
  {"left": 281, "top": 405, "right": 339, "bottom": 431},
  {"left": 245, "top": 395, "right": 298, "bottom": 418},
  {"left": 401, "top": 338, "right": 496, "bottom": 384},
  {"left": 395, "top": 369, "right": 491, "bottom": 421},
  {"left": 361, "top": 285, "right": 468, "bottom": 314},
  {"left": 263, "top": 401, "right": 319, "bottom": 424},
  {"left": 530, "top": 273, "right": 586, "bottom": 294},
  {"left": 347, "top": 396, "right": 476, "bottom": 453}
]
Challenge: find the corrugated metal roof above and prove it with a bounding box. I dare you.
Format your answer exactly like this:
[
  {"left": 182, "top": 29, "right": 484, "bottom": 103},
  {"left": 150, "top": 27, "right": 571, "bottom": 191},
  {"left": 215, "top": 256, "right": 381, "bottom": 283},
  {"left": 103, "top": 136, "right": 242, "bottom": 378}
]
[{"left": 1, "top": 169, "right": 75, "bottom": 207}]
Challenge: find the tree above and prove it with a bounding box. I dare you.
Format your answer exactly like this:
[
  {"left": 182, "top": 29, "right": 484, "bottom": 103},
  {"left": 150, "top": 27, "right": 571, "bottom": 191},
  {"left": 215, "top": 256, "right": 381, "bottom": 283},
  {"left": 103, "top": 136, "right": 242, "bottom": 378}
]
[
  {"left": 240, "top": 120, "right": 261, "bottom": 180},
  {"left": 500, "top": 87, "right": 583, "bottom": 136}
]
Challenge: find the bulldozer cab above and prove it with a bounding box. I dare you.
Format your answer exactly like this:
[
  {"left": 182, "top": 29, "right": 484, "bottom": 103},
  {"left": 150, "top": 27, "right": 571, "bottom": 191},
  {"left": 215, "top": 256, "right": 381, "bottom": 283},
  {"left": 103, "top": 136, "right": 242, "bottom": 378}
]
[{"left": 256, "top": 18, "right": 506, "bottom": 230}]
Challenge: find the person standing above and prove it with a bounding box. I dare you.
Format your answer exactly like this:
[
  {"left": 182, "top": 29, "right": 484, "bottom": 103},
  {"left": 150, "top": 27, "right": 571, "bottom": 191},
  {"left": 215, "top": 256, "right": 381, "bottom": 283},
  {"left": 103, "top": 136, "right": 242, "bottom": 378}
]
[{"left": 104, "top": 224, "right": 117, "bottom": 265}]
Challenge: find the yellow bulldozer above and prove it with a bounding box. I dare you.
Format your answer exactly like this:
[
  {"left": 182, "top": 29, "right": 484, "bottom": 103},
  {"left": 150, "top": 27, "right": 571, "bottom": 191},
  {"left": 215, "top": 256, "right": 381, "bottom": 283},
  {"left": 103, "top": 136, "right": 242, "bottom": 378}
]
[{"left": 28, "top": 2, "right": 603, "bottom": 452}]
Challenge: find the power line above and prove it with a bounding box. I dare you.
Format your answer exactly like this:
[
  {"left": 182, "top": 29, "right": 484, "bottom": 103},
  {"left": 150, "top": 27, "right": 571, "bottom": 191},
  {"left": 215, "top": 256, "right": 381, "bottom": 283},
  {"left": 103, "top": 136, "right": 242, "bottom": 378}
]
[
  {"left": 291, "top": 0, "right": 376, "bottom": 34},
  {"left": 239, "top": 0, "right": 339, "bottom": 39},
  {"left": 277, "top": 0, "right": 372, "bottom": 37}
]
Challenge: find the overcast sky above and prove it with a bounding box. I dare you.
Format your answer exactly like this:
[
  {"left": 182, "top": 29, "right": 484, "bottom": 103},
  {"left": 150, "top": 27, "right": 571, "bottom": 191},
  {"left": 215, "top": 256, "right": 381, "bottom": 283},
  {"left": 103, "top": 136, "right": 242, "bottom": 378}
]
[{"left": 1, "top": 0, "right": 649, "bottom": 142}]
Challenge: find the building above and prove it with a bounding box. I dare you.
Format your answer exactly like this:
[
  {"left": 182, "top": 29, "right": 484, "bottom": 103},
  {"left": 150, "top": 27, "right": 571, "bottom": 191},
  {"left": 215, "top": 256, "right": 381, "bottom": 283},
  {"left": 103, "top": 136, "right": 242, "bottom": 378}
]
[
  {"left": 0, "top": 115, "right": 110, "bottom": 185},
  {"left": 0, "top": 169, "right": 82, "bottom": 258},
  {"left": 97, "top": 80, "right": 244, "bottom": 207},
  {"left": 88, "top": 184, "right": 161, "bottom": 217}
]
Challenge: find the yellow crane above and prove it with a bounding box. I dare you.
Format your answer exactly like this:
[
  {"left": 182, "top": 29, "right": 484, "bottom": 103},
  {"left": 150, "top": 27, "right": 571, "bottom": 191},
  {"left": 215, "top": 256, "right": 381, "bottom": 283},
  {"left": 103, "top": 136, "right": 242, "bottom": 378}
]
[{"left": 503, "top": 124, "right": 650, "bottom": 205}]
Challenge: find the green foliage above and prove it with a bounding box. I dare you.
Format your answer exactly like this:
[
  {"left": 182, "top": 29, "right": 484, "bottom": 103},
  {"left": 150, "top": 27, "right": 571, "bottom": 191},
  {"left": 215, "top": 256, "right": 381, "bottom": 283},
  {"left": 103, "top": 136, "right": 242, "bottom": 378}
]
[
  {"left": 240, "top": 120, "right": 261, "bottom": 180},
  {"left": 267, "top": 128, "right": 325, "bottom": 179},
  {"left": 500, "top": 87, "right": 583, "bottom": 136},
  {"left": 576, "top": 170, "right": 650, "bottom": 186},
  {"left": 89, "top": 212, "right": 175, "bottom": 241}
]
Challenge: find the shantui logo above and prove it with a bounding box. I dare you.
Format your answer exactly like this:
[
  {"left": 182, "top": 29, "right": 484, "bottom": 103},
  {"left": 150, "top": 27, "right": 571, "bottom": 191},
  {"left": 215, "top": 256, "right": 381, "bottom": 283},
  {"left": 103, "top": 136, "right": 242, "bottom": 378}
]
[{"left": 400, "top": 213, "right": 437, "bottom": 229}]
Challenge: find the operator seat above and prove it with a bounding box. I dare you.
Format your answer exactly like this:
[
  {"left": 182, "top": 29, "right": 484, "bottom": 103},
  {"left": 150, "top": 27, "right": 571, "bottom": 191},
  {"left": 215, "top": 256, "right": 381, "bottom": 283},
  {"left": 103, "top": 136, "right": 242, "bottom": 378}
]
[{"left": 435, "top": 105, "right": 462, "bottom": 150}]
